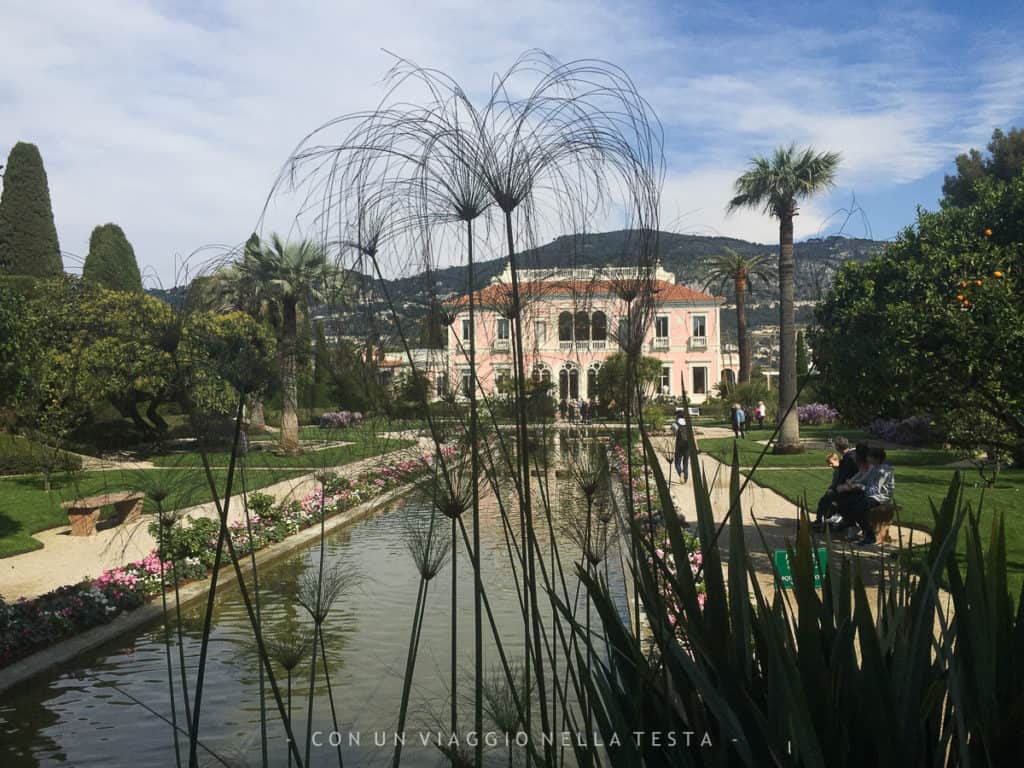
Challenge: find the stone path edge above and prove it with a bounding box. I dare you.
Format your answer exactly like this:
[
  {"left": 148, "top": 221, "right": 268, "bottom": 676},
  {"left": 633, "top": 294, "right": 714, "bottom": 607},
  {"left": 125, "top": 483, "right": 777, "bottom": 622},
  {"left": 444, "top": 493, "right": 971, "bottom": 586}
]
[{"left": 0, "top": 482, "right": 414, "bottom": 696}]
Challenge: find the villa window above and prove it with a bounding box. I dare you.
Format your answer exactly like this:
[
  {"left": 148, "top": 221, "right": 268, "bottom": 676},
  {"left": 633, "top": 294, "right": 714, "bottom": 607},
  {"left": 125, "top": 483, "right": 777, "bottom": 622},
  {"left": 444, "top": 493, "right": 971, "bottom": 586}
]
[
  {"left": 574, "top": 310, "right": 590, "bottom": 341},
  {"left": 591, "top": 310, "right": 607, "bottom": 341},
  {"left": 692, "top": 366, "right": 708, "bottom": 395},
  {"left": 558, "top": 311, "right": 573, "bottom": 341},
  {"left": 461, "top": 318, "right": 472, "bottom": 341},
  {"left": 660, "top": 366, "right": 671, "bottom": 395},
  {"left": 495, "top": 367, "right": 511, "bottom": 389},
  {"left": 461, "top": 369, "right": 473, "bottom": 397},
  {"left": 435, "top": 372, "right": 449, "bottom": 397},
  {"left": 655, "top": 315, "right": 669, "bottom": 338},
  {"left": 692, "top": 315, "right": 707, "bottom": 339},
  {"left": 496, "top": 318, "right": 510, "bottom": 340},
  {"left": 534, "top": 320, "right": 547, "bottom": 345}
]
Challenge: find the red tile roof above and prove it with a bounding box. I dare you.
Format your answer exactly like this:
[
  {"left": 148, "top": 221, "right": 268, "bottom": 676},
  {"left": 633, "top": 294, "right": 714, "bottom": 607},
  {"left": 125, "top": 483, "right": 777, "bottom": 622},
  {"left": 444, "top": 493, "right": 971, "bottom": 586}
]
[{"left": 448, "top": 279, "right": 723, "bottom": 308}]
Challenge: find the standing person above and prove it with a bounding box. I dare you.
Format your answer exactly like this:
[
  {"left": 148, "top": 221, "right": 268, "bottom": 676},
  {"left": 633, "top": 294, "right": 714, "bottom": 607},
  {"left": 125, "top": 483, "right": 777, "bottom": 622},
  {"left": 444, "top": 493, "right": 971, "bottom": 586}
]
[
  {"left": 580, "top": 398, "right": 590, "bottom": 425},
  {"left": 730, "top": 403, "right": 740, "bottom": 437},
  {"left": 588, "top": 397, "right": 598, "bottom": 423},
  {"left": 558, "top": 397, "right": 567, "bottom": 421},
  {"left": 733, "top": 403, "right": 749, "bottom": 438},
  {"left": 756, "top": 400, "right": 767, "bottom": 429},
  {"left": 672, "top": 408, "right": 691, "bottom": 483}
]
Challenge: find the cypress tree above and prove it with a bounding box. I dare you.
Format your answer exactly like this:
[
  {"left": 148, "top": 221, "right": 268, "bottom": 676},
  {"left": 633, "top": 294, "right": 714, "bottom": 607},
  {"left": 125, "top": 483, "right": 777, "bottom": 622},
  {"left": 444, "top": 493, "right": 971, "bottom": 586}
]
[
  {"left": 83, "top": 223, "right": 143, "bottom": 292},
  {"left": 0, "top": 142, "right": 63, "bottom": 277}
]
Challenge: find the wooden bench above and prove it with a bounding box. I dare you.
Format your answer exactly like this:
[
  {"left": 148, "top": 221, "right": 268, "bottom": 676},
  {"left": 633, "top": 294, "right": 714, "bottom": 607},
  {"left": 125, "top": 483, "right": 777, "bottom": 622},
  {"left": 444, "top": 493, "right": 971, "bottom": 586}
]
[
  {"left": 61, "top": 492, "right": 145, "bottom": 536},
  {"left": 866, "top": 500, "right": 897, "bottom": 543}
]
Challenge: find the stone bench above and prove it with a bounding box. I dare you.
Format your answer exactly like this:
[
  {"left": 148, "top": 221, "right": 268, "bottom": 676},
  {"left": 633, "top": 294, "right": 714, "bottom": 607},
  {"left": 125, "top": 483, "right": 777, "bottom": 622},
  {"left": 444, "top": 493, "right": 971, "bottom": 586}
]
[{"left": 61, "top": 492, "right": 145, "bottom": 536}]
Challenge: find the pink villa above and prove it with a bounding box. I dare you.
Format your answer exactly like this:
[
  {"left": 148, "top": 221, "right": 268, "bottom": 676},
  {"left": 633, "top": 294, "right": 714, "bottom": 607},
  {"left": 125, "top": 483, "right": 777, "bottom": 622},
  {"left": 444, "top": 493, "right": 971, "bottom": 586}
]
[{"left": 440, "top": 263, "right": 728, "bottom": 405}]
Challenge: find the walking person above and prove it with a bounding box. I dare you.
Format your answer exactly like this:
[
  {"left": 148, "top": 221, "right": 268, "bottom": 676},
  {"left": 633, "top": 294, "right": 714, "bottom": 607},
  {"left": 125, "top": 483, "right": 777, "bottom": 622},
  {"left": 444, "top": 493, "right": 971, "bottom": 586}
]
[
  {"left": 671, "top": 408, "right": 691, "bottom": 483},
  {"left": 736, "top": 404, "right": 747, "bottom": 438},
  {"left": 755, "top": 400, "right": 767, "bottom": 429}
]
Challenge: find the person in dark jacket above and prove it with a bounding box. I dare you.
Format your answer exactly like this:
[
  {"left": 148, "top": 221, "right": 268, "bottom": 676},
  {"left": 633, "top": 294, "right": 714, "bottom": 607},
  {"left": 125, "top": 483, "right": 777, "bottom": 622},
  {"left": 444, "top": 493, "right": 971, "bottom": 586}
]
[
  {"left": 672, "top": 408, "right": 691, "bottom": 483},
  {"left": 812, "top": 438, "right": 863, "bottom": 528}
]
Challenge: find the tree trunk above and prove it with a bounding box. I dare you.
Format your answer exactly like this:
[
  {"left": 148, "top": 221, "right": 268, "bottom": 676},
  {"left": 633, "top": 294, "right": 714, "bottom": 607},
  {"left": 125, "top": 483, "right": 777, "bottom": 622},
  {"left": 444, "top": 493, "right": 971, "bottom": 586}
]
[
  {"left": 775, "top": 213, "right": 802, "bottom": 453},
  {"left": 146, "top": 398, "right": 168, "bottom": 433},
  {"left": 735, "top": 271, "right": 750, "bottom": 383},
  {"left": 279, "top": 298, "right": 301, "bottom": 454}
]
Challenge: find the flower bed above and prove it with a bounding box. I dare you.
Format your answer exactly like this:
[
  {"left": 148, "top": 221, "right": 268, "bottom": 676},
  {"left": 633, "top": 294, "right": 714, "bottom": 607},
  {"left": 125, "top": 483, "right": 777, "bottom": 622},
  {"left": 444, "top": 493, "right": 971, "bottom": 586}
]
[
  {"left": 606, "top": 442, "right": 706, "bottom": 628},
  {"left": 318, "top": 411, "right": 364, "bottom": 429},
  {"left": 797, "top": 403, "right": 840, "bottom": 425},
  {"left": 0, "top": 449, "right": 444, "bottom": 669}
]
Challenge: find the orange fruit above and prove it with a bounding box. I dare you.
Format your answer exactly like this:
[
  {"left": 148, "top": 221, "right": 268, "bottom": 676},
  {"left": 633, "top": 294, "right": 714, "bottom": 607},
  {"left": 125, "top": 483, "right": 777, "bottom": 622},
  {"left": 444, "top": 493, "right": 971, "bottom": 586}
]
[
  {"left": 984, "top": 228, "right": 993, "bottom": 236},
  {"left": 994, "top": 270, "right": 1004, "bottom": 278},
  {"left": 956, "top": 294, "right": 965, "bottom": 301},
  {"left": 975, "top": 279, "right": 983, "bottom": 286}
]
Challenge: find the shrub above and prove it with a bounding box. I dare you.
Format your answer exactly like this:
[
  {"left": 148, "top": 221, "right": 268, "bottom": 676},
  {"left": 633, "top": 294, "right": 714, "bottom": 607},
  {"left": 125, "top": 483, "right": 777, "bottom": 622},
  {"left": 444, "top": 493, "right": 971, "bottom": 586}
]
[
  {"left": 867, "top": 414, "right": 933, "bottom": 446},
  {"left": 797, "top": 403, "right": 839, "bottom": 425},
  {"left": 318, "top": 411, "right": 364, "bottom": 429},
  {"left": 0, "top": 436, "right": 82, "bottom": 476}
]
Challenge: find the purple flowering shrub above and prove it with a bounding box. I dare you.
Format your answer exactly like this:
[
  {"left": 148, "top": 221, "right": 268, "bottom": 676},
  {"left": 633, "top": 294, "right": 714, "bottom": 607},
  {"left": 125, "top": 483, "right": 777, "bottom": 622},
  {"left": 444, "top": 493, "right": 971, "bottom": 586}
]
[
  {"left": 797, "top": 403, "right": 840, "bottom": 425},
  {"left": 867, "top": 415, "right": 933, "bottom": 446},
  {"left": 318, "top": 411, "right": 364, "bottom": 429}
]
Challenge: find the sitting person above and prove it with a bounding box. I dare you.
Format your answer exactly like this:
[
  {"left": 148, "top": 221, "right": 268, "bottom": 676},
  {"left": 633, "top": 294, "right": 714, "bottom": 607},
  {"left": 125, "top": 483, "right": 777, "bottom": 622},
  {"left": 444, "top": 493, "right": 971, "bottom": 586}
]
[
  {"left": 811, "top": 437, "right": 861, "bottom": 529},
  {"left": 830, "top": 445, "right": 894, "bottom": 545}
]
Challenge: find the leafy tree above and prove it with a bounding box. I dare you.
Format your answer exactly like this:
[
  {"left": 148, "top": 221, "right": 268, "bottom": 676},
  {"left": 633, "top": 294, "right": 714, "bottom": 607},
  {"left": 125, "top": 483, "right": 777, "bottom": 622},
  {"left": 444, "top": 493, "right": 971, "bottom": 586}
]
[
  {"left": 813, "top": 173, "right": 1023, "bottom": 462},
  {"left": 0, "top": 142, "right": 62, "bottom": 277},
  {"left": 942, "top": 127, "right": 1024, "bottom": 208},
  {"left": 728, "top": 144, "right": 840, "bottom": 452},
  {"left": 701, "top": 247, "right": 773, "bottom": 383},
  {"left": 234, "top": 233, "right": 333, "bottom": 453},
  {"left": 83, "top": 223, "right": 143, "bottom": 292},
  {"left": 594, "top": 352, "right": 662, "bottom": 409}
]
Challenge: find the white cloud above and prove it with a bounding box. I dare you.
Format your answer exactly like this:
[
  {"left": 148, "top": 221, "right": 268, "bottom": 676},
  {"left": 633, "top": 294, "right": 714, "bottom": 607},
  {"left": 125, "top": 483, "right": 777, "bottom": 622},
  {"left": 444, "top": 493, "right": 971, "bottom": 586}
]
[{"left": 0, "top": 1, "right": 1021, "bottom": 283}]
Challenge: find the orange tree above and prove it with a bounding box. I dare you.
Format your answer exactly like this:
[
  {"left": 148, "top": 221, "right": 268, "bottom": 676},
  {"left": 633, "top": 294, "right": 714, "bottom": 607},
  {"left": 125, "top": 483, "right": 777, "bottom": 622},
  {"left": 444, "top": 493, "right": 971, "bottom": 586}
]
[{"left": 813, "top": 173, "right": 1023, "bottom": 462}]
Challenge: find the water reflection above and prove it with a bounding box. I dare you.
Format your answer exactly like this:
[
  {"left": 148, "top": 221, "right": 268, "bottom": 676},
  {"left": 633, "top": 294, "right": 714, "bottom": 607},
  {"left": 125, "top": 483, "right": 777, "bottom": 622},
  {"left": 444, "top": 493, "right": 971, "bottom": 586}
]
[{"left": 1, "top": 445, "right": 627, "bottom": 767}]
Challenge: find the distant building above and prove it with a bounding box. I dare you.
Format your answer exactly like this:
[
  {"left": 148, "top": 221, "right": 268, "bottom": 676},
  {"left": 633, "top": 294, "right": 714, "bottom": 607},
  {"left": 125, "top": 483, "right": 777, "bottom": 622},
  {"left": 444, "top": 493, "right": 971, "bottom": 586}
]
[{"left": 439, "top": 262, "right": 729, "bottom": 404}]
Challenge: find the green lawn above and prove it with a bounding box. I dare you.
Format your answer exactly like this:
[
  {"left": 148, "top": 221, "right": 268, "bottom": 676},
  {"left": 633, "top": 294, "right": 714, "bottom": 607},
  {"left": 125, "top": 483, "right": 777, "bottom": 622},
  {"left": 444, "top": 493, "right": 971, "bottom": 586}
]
[
  {"left": 0, "top": 467, "right": 306, "bottom": 559},
  {"left": 741, "top": 465, "right": 1024, "bottom": 595},
  {"left": 700, "top": 436, "right": 961, "bottom": 469}
]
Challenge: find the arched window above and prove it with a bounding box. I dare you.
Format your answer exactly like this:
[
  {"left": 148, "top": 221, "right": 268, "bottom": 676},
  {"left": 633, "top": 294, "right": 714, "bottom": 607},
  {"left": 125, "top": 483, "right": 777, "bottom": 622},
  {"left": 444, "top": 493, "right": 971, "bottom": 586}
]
[
  {"left": 574, "top": 310, "right": 590, "bottom": 341},
  {"left": 559, "top": 363, "right": 579, "bottom": 399},
  {"left": 591, "top": 310, "right": 607, "bottom": 341},
  {"left": 532, "top": 363, "right": 552, "bottom": 385},
  {"left": 586, "top": 362, "right": 601, "bottom": 398},
  {"left": 558, "top": 311, "right": 573, "bottom": 341}
]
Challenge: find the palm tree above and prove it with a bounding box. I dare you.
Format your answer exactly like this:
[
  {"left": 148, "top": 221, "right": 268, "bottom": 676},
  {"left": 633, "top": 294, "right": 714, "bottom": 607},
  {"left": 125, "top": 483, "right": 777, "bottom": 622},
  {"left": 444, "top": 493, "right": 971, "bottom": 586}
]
[
  {"left": 727, "top": 145, "right": 840, "bottom": 452},
  {"left": 701, "top": 247, "right": 774, "bottom": 384},
  {"left": 237, "top": 233, "right": 331, "bottom": 454}
]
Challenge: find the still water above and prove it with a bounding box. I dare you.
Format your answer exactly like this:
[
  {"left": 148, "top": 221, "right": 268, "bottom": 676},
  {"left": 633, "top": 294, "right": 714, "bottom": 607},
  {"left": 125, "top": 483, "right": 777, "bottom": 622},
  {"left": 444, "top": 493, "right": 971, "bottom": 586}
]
[{"left": 1, "top": 473, "right": 628, "bottom": 767}]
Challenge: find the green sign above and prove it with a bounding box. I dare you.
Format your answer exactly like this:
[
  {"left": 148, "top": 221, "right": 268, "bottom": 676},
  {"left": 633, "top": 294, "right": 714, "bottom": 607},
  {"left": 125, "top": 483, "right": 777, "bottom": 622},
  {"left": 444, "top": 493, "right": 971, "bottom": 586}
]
[{"left": 773, "top": 547, "right": 828, "bottom": 589}]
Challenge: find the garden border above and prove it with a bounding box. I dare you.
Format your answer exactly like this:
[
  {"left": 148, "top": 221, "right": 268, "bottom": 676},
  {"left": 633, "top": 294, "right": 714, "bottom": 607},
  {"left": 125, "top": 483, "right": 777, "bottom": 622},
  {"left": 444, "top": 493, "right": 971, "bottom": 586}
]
[{"left": 0, "top": 481, "right": 414, "bottom": 696}]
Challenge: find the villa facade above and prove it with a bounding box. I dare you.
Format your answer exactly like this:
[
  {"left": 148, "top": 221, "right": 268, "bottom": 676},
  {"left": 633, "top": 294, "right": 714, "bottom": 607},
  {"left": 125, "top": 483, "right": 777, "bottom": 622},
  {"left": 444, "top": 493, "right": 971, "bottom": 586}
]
[{"left": 440, "top": 263, "right": 728, "bottom": 404}]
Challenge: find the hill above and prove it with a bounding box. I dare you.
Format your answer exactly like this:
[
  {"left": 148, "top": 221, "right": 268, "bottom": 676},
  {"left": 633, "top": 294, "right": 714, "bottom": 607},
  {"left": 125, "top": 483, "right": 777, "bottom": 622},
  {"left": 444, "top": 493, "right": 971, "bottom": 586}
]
[{"left": 387, "top": 230, "right": 885, "bottom": 305}]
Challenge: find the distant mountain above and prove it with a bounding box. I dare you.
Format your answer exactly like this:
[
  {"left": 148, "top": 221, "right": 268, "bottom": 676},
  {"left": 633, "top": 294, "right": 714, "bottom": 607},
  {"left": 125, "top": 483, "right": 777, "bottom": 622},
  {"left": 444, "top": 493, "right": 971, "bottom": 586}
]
[
  {"left": 387, "top": 230, "right": 885, "bottom": 305},
  {"left": 149, "top": 231, "right": 886, "bottom": 340}
]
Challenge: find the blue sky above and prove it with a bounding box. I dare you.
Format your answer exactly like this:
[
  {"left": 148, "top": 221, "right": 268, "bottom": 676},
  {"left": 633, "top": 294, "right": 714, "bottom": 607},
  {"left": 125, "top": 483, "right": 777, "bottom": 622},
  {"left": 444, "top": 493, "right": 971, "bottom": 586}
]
[{"left": 1, "top": 0, "right": 1022, "bottom": 285}]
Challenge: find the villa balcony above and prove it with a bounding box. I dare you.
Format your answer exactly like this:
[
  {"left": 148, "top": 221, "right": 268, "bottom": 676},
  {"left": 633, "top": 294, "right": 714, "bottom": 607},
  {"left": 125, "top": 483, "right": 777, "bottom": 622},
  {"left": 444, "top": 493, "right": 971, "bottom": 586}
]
[
  {"left": 492, "top": 339, "right": 511, "bottom": 352},
  {"left": 591, "top": 339, "right": 606, "bottom": 351},
  {"left": 652, "top": 336, "right": 670, "bottom": 351},
  {"left": 689, "top": 336, "right": 708, "bottom": 350},
  {"left": 559, "top": 340, "right": 573, "bottom": 352}
]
